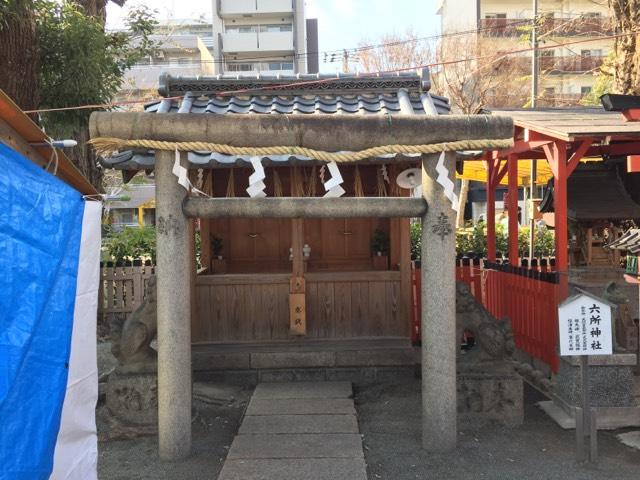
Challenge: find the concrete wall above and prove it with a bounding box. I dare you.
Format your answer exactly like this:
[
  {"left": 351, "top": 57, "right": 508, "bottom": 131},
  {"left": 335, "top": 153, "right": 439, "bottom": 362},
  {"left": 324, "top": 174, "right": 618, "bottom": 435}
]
[
  {"left": 437, "top": 0, "right": 478, "bottom": 34},
  {"left": 220, "top": 0, "right": 293, "bottom": 16},
  {"left": 294, "top": 0, "right": 306, "bottom": 73}
]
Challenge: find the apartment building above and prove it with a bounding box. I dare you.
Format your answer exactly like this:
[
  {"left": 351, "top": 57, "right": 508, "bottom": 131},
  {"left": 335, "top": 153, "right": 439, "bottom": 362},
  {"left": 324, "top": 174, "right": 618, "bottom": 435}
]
[
  {"left": 212, "top": 0, "right": 312, "bottom": 75},
  {"left": 436, "top": 0, "right": 612, "bottom": 106},
  {"left": 121, "top": 33, "right": 215, "bottom": 92}
]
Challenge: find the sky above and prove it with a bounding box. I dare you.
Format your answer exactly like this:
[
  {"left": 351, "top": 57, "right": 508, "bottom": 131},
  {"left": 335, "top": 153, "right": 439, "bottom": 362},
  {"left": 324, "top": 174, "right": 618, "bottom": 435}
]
[{"left": 106, "top": 0, "right": 441, "bottom": 73}]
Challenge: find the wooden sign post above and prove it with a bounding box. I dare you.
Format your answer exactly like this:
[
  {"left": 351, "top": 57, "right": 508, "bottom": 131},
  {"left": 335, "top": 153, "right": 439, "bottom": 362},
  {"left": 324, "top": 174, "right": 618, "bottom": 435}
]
[
  {"left": 558, "top": 290, "right": 613, "bottom": 463},
  {"left": 289, "top": 219, "right": 306, "bottom": 335}
]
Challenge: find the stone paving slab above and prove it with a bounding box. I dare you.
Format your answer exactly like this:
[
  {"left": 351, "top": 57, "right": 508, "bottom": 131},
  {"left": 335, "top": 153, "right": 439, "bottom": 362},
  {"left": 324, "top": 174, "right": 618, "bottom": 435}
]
[
  {"left": 252, "top": 381, "right": 352, "bottom": 400},
  {"left": 239, "top": 414, "right": 358, "bottom": 434},
  {"left": 218, "top": 458, "right": 367, "bottom": 480},
  {"left": 246, "top": 398, "right": 356, "bottom": 416},
  {"left": 227, "top": 433, "right": 364, "bottom": 459}
]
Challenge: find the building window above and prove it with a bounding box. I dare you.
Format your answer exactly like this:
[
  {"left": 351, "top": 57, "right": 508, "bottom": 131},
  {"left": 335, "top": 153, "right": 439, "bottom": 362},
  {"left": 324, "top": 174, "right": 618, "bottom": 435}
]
[
  {"left": 485, "top": 13, "right": 507, "bottom": 19},
  {"left": 227, "top": 62, "right": 256, "bottom": 72},
  {"left": 543, "top": 87, "right": 555, "bottom": 96},
  {"left": 226, "top": 25, "right": 258, "bottom": 33},
  {"left": 581, "top": 86, "right": 592, "bottom": 96},
  {"left": 260, "top": 24, "right": 293, "bottom": 32}
]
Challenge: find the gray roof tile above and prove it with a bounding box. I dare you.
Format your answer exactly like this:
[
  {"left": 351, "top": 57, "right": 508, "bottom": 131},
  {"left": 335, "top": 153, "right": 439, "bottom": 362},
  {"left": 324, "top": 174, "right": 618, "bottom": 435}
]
[{"left": 101, "top": 71, "right": 450, "bottom": 172}]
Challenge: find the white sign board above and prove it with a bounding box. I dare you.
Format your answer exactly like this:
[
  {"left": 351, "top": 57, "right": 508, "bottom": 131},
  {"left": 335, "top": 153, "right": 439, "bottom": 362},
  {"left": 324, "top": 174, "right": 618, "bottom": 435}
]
[{"left": 558, "top": 293, "right": 612, "bottom": 356}]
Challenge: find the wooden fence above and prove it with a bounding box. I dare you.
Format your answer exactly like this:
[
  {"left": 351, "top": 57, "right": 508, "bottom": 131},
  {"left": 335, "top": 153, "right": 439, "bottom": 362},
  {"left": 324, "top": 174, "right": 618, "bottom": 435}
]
[
  {"left": 99, "top": 260, "right": 155, "bottom": 318},
  {"left": 481, "top": 262, "right": 560, "bottom": 372}
]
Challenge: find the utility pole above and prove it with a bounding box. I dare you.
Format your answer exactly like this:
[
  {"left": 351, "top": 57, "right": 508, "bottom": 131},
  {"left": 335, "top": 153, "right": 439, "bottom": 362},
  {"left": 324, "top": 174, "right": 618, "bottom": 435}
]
[
  {"left": 342, "top": 49, "right": 350, "bottom": 73},
  {"left": 531, "top": 0, "right": 539, "bottom": 108},
  {"left": 529, "top": 0, "right": 539, "bottom": 259}
]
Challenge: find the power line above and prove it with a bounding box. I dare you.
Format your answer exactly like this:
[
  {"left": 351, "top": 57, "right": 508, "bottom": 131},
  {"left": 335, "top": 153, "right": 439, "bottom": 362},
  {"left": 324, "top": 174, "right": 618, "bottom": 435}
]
[
  {"left": 24, "top": 28, "right": 631, "bottom": 114},
  {"left": 147, "top": 18, "right": 534, "bottom": 66}
]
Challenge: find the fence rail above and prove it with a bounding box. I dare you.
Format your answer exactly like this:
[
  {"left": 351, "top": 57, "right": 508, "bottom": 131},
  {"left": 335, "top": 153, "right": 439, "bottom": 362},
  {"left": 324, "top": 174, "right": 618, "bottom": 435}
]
[{"left": 99, "top": 260, "right": 155, "bottom": 317}]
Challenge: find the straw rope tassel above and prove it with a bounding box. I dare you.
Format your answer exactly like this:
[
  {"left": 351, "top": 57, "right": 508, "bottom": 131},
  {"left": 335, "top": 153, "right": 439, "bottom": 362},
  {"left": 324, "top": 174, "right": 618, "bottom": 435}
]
[
  {"left": 273, "top": 169, "right": 283, "bottom": 197},
  {"left": 307, "top": 166, "right": 318, "bottom": 197},
  {"left": 354, "top": 166, "right": 364, "bottom": 197},
  {"left": 225, "top": 169, "right": 235, "bottom": 197}
]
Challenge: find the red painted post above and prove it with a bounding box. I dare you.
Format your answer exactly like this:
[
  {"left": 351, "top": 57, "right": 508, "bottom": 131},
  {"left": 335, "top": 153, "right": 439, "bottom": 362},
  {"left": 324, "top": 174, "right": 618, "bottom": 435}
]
[
  {"left": 507, "top": 154, "right": 519, "bottom": 264},
  {"left": 486, "top": 157, "right": 497, "bottom": 262},
  {"left": 553, "top": 142, "right": 570, "bottom": 299}
]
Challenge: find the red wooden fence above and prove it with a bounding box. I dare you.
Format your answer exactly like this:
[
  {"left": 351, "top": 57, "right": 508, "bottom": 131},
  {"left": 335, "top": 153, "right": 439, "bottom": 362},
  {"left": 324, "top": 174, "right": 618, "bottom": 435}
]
[
  {"left": 482, "top": 262, "right": 560, "bottom": 372},
  {"left": 412, "top": 258, "right": 561, "bottom": 372}
]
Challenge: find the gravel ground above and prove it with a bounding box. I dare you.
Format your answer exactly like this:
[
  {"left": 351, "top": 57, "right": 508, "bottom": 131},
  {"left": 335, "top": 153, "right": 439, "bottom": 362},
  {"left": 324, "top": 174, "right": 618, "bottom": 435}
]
[
  {"left": 97, "top": 390, "right": 251, "bottom": 480},
  {"left": 98, "top": 379, "right": 639, "bottom": 480},
  {"left": 355, "top": 380, "right": 640, "bottom": 480}
]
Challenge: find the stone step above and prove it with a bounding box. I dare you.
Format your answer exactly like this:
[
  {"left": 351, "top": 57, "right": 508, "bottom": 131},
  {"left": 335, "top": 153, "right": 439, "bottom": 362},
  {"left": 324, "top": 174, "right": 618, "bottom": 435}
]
[
  {"left": 227, "top": 433, "right": 364, "bottom": 460},
  {"left": 252, "top": 381, "right": 353, "bottom": 400},
  {"left": 239, "top": 414, "right": 358, "bottom": 434},
  {"left": 220, "top": 381, "right": 367, "bottom": 480},
  {"left": 246, "top": 397, "right": 356, "bottom": 416},
  {"left": 219, "top": 458, "right": 367, "bottom": 480}
]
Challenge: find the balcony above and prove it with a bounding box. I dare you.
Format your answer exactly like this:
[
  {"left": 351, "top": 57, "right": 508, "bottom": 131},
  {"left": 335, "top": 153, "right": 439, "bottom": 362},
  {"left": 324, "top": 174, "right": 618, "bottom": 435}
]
[
  {"left": 219, "top": 0, "right": 293, "bottom": 17},
  {"left": 540, "top": 55, "right": 605, "bottom": 73},
  {"left": 221, "top": 31, "right": 294, "bottom": 53},
  {"left": 123, "top": 63, "right": 205, "bottom": 90},
  {"left": 479, "top": 16, "right": 613, "bottom": 38},
  {"left": 225, "top": 60, "right": 295, "bottom": 75}
]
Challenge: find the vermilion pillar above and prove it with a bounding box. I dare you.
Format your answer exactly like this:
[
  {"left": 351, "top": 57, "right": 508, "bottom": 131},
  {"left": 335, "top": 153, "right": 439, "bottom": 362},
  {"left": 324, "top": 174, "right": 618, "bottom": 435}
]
[
  {"left": 553, "top": 142, "right": 569, "bottom": 298},
  {"left": 486, "top": 156, "right": 496, "bottom": 261},
  {"left": 507, "top": 154, "right": 519, "bottom": 264}
]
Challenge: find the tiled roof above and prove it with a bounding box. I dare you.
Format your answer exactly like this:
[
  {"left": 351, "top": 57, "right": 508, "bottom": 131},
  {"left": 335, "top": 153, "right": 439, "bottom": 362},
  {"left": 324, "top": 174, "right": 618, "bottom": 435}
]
[
  {"left": 607, "top": 229, "right": 640, "bottom": 254},
  {"left": 101, "top": 70, "right": 450, "bottom": 173},
  {"left": 107, "top": 184, "right": 155, "bottom": 209},
  {"left": 539, "top": 162, "right": 640, "bottom": 221}
]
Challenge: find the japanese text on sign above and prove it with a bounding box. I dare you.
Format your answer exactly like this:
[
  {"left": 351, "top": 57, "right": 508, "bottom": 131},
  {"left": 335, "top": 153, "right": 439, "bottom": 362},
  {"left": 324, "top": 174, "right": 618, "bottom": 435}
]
[{"left": 558, "top": 294, "right": 612, "bottom": 356}]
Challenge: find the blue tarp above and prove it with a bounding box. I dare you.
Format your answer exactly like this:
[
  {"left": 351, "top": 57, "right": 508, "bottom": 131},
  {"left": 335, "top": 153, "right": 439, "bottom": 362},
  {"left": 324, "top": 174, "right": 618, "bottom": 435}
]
[{"left": 0, "top": 142, "right": 84, "bottom": 479}]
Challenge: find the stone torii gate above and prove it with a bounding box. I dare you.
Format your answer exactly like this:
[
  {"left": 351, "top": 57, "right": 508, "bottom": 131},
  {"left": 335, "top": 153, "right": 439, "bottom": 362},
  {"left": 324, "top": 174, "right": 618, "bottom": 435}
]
[{"left": 90, "top": 112, "right": 513, "bottom": 460}]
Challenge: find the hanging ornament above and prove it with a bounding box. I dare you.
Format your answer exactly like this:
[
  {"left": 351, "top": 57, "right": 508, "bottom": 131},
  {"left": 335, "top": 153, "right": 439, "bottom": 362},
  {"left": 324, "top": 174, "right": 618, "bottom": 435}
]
[
  {"left": 381, "top": 164, "right": 390, "bottom": 184},
  {"left": 435, "top": 151, "right": 459, "bottom": 211},
  {"left": 246, "top": 156, "right": 267, "bottom": 198},
  {"left": 322, "top": 161, "right": 345, "bottom": 198},
  {"left": 172, "top": 149, "right": 190, "bottom": 190},
  {"left": 377, "top": 166, "right": 388, "bottom": 197},
  {"left": 196, "top": 168, "right": 204, "bottom": 190}
]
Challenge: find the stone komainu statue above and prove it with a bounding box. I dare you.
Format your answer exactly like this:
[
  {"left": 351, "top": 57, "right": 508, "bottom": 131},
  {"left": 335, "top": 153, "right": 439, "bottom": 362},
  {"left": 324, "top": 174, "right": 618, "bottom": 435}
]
[
  {"left": 111, "top": 276, "right": 157, "bottom": 373},
  {"left": 456, "top": 281, "right": 515, "bottom": 364}
]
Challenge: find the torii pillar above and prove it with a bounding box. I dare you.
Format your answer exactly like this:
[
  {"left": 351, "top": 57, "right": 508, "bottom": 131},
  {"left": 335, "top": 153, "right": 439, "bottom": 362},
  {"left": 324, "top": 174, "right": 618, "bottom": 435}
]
[
  {"left": 155, "top": 150, "right": 192, "bottom": 460},
  {"left": 421, "top": 152, "right": 457, "bottom": 451}
]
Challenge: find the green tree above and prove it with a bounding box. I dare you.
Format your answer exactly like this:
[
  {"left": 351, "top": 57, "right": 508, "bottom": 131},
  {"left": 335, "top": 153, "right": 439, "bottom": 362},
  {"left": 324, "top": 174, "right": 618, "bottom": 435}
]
[
  {"left": 0, "top": 1, "right": 156, "bottom": 188},
  {"left": 103, "top": 226, "right": 156, "bottom": 262}
]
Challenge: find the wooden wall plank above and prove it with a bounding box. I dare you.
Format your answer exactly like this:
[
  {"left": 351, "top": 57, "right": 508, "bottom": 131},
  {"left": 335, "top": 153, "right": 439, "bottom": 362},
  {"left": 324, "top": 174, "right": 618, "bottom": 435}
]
[{"left": 334, "top": 282, "right": 352, "bottom": 338}]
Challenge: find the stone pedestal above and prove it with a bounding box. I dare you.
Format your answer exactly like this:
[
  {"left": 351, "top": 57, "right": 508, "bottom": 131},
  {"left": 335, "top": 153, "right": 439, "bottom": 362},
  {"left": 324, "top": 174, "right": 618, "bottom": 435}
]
[
  {"left": 540, "top": 354, "right": 640, "bottom": 429},
  {"left": 105, "top": 372, "right": 158, "bottom": 426},
  {"left": 457, "top": 365, "right": 523, "bottom": 427}
]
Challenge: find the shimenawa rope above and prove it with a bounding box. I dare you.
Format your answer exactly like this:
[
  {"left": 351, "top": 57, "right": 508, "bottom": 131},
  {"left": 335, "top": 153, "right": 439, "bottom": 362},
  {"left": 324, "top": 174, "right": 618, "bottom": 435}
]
[{"left": 89, "top": 137, "right": 513, "bottom": 163}]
